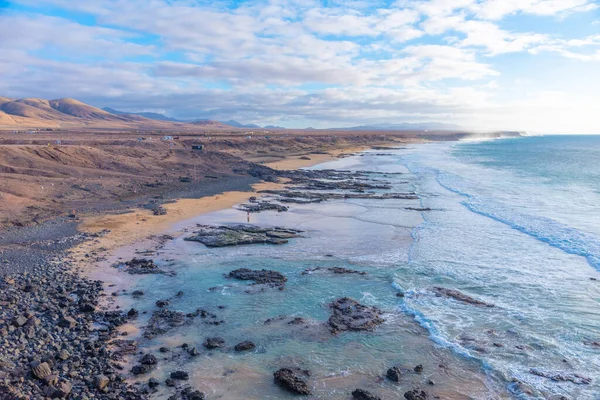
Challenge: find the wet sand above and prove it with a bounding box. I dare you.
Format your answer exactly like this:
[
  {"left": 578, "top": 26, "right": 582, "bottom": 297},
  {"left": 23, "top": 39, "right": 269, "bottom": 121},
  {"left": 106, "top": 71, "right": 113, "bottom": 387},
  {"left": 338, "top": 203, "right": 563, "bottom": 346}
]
[{"left": 70, "top": 147, "right": 354, "bottom": 262}]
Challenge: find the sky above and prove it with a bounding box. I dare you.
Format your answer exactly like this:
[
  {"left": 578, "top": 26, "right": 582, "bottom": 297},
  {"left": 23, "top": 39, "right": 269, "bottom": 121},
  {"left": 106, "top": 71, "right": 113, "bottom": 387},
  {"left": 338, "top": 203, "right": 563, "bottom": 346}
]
[{"left": 0, "top": 0, "right": 599, "bottom": 132}]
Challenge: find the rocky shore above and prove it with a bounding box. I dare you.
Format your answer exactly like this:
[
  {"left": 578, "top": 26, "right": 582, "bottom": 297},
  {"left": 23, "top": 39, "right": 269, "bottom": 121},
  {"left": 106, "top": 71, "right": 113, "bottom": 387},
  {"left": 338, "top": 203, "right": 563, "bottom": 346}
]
[
  {"left": 0, "top": 149, "right": 442, "bottom": 399},
  {"left": 0, "top": 241, "right": 146, "bottom": 399}
]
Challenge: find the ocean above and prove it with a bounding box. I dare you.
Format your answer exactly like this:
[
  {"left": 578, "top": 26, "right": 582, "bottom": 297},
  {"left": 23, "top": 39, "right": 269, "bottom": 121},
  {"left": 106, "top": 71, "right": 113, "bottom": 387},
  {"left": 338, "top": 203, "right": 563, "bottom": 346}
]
[{"left": 126, "top": 135, "right": 600, "bottom": 399}]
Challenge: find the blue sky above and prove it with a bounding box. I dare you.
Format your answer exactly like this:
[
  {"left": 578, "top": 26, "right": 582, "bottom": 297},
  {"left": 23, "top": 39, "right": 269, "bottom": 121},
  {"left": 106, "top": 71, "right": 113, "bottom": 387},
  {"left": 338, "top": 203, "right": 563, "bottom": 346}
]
[{"left": 0, "top": 0, "right": 599, "bottom": 132}]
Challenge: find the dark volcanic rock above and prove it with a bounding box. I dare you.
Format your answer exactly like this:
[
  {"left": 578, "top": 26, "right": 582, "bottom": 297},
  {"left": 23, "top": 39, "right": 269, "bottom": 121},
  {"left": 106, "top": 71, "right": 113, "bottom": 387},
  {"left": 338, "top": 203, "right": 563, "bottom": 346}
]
[
  {"left": 30, "top": 361, "right": 52, "bottom": 379},
  {"left": 273, "top": 368, "right": 311, "bottom": 395},
  {"left": 127, "top": 307, "right": 139, "bottom": 318},
  {"left": 53, "top": 381, "right": 72, "bottom": 398},
  {"left": 57, "top": 316, "right": 77, "bottom": 328},
  {"left": 153, "top": 205, "right": 167, "bottom": 216},
  {"left": 180, "top": 387, "right": 205, "bottom": 400},
  {"left": 352, "top": 388, "right": 381, "bottom": 400},
  {"left": 203, "top": 337, "right": 225, "bottom": 349},
  {"left": 260, "top": 189, "right": 418, "bottom": 202},
  {"left": 148, "top": 378, "right": 160, "bottom": 388},
  {"left": 170, "top": 370, "right": 190, "bottom": 380},
  {"left": 79, "top": 302, "right": 96, "bottom": 312},
  {"left": 119, "top": 257, "right": 174, "bottom": 275},
  {"left": 433, "top": 287, "right": 494, "bottom": 307},
  {"left": 141, "top": 353, "right": 158, "bottom": 365},
  {"left": 0, "top": 230, "right": 147, "bottom": 400},
  {"left": 144, "top": 309, "right": 190, "bottom": 339},
  {"left": 226, "top": 268, "right": 287, "bottom": 288},
  {"left": 184, "top": 224, "right": 302, "bottom": 247},
  {"left": 131, "top": 364, "right": 154, "bottom": 375},
  {"left": 327, "top": 297, "right": 385, "bottom": 334},
  {"left": 94, "top": 374, "right": 110, "bottom": 391},
  {"left": 404, "top": 389, "right": 428, "bottom": 400},
  {"left": 156, "top": 299, "right": 170, "bottom": 308},
  {"left": 387, "top": 366, "right": 403, "bottom": 382},
  {"left": 529, "top": 369, "right": 591, "bottom": 385},
  {"left": 238, "top": 201, "right": 289, "bottom": 213},
  {"left": 234, "top": 341, "right": 256, "bottom": 351},
  {"left": 302, "top": 266, "right": 367, "bottom": 276}
]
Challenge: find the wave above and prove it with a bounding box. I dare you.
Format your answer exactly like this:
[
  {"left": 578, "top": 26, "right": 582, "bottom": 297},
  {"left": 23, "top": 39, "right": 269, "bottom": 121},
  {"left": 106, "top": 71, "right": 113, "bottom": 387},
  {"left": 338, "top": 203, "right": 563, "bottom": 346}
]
[{"left": 436, "top": 172, "right": 600, "bottom": 271}]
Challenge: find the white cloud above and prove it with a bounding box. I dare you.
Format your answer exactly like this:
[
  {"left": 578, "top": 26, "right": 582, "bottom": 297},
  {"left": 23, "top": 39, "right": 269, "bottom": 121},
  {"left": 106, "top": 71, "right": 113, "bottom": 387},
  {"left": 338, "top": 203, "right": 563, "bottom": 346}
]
[
  {"left": 471, "top": 0, "right": 599, "bottom": 20},
  {"left": 1, "top": 0, "right": 599, "bottom": 132},
  {"left": 0, "top": 14, "right": 154, "bottom": 58}
]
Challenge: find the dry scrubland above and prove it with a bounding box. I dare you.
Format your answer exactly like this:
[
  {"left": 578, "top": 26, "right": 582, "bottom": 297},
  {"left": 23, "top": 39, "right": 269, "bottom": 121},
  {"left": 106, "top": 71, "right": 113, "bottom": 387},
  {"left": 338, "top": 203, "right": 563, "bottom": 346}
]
[
  {"left": 0, "top": 96, "right": 486, "bottom": 228},
  {"left": 0, "top": 130, "right": 426, "bottom": 228}
]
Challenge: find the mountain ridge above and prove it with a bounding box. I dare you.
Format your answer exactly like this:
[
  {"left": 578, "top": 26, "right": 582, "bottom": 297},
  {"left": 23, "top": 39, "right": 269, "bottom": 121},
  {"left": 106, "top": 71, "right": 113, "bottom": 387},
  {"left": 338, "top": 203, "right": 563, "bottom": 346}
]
[
  {"left": 0, "top": 97, "right": 235, "bottom": 130},
  {"left": 329, "top": 122, "right": 462, "bottom": 131}
]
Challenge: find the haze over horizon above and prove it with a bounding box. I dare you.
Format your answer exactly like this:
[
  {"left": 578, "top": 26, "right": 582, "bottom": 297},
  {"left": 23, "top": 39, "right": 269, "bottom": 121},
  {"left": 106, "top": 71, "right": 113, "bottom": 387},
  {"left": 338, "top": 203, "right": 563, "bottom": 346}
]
[{"left": 1, "top": 0, "right": 599, "bottom": 133}]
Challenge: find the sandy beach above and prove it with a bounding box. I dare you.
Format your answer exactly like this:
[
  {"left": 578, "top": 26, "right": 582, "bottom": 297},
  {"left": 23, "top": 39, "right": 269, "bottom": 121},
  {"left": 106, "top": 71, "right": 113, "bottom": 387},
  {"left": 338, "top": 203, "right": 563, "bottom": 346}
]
[{"left": 70, "top": 149, "right": 354, "bottom": 266}]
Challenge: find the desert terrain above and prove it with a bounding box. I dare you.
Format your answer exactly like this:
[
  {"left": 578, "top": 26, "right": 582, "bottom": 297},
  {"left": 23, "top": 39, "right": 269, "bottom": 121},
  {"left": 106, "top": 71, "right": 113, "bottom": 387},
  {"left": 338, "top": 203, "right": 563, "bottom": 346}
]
[{"left": 0, "top": 96, "right": 487, "bottom": 228}]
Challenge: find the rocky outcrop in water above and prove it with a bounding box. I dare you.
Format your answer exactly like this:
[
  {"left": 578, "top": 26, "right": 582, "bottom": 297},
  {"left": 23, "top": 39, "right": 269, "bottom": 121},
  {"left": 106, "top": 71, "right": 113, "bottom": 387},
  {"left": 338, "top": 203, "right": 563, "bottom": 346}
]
[
  {"left": 529, "top": 369, "right": 591, "bottom": 385},
  {"left": 117, "top": 258, "right": 175, "bottom": 276},
  {"left": 237, "top": 201, "right": 289, "bottom": 213},
  {"left": 327, "top": 297, "right": 385, "bottom": 334},
  {"left": 203, "top": 337, "right": 225, "bottom": 349},
  {"left": 143, "top": 309, "right": 191, "bottom": 339},
  {"left": 386, "top": 366, "right": 404, "bottom": 382},
  {"left": 432, "top": 287, "right": 494, "bottom": 307},
  {"left": 170, "top": 371, "right": 190, "bottom": 380},
  {"left": 292, "top": 179, "right": 392, "bottom": 192},
  {"left": 302, "top": 267, "right": 367, "bottom": 276},
  {"left": 404, "top": 389, "right": 428, "bottom": 400},
  {"left": 352, "top": 388, "right": 382, "bottom": 400},
  {"left": 273, "top": 368, "right": 312, "bottom": 395},
  {"left": 260, "top": 189, "right": 419, "bottom": 203},
  {"left": 226, "top": 268, "right": 287, "bottom": 290},
  {"left": 184, "top": 224, "right": 303, "bottom": 247},
  {"left": 234, "top": 341, "right": 256, "bottom": 351}
]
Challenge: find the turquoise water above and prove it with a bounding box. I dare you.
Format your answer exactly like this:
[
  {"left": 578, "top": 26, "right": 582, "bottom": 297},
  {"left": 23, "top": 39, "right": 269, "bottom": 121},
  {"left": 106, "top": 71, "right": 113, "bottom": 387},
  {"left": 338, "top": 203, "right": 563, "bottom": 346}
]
[
  {"left": 400, "top": 136, "right": 600, "bottom": 399},
  {"left": 127, "top": 137, "right": 600, "bottom": 399}
]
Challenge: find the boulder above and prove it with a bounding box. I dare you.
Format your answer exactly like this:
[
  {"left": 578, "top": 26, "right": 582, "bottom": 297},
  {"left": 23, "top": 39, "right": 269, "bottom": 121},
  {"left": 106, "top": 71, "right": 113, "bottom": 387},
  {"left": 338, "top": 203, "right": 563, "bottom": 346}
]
[
  {"left": 386, "top": 366, "right": 403, "bottom": 382},
  {"left": 226, "top": 268, "right": 287, "bottom": 286},
  {"left": 53, "top": 381, "right": 72, "bottom": 398},
  {"left": 352, "top": 389, "right": 381, "bottom": 400},
  {"left": 234, "top": 341, "right": 256, "bottom": 352},
  {"left": 203, "top": 337, "right": 225, "bottom": 349},
  {"left": 30, "top": 362, "right": 52, "bottom": 379},
  {"left": 148, "top": 378, "right": 160, "bottom": 388},
  {"left": 57, "top": 316, "right": 77, "bottom": 329},
  {"left": 432, "top": 287, "right": 494, "bottom": 307},
  {"left": 273, "top": 368, "right": 311, "bottom": 395},
  {"left": 184, "top": 224, "right": 302, "bottom": 247},
  {"left": 170, "top": 371, "right": 190, "bottom": 380},
  {"left": 404, "top": 389, "right": 428, "bottom": 400},
  {"left": 140, "top": 354, "right": 158, "bottom": 365},
  {"left": 327, "top": 297, "right": 384, "bottom": 334},
  {"left": 131, "top": 364, "right": 153, "bottom": 375},
  {"left": 94, "top": 375, "right": 110, "bottom": 391}
]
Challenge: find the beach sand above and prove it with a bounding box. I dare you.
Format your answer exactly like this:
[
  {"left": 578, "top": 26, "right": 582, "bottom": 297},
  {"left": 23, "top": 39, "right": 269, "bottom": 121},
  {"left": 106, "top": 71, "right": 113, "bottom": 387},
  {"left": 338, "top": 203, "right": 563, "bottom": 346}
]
[{"left": 69, "top": 148, "right": 354, "bottom": 268}]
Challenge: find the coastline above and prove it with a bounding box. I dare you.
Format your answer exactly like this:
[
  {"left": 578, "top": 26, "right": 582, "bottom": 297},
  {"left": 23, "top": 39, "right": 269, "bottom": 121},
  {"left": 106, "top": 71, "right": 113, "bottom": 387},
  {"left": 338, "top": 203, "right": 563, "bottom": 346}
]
[
  {"left": 0, "top": 143, "right": 368, "bottom": 399},
  {"left": 70, "top": 147, "right": 359, "bottom": 267},
  {"left": 3, "top": 141, "right": 495, "bottom": 400}
]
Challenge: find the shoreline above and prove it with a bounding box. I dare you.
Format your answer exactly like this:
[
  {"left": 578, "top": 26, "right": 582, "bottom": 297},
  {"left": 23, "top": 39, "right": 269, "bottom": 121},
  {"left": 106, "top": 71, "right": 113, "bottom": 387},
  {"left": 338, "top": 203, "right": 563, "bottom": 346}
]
[
  {"left": 66, "top": 146, "right": 371, "bottom": 343},
  {"left": 70, "top": 146, "right": 362, "bottom": 268},
  {"left": 1, "top": 141, "right": 459, "bottom": 400}
]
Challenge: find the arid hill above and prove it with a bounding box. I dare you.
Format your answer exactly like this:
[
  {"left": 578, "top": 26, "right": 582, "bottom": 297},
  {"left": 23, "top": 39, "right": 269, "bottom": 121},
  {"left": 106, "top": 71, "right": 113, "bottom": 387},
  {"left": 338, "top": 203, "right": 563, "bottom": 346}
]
[{"left": 0, "top": 96, "right": 232, "bottom": 130}]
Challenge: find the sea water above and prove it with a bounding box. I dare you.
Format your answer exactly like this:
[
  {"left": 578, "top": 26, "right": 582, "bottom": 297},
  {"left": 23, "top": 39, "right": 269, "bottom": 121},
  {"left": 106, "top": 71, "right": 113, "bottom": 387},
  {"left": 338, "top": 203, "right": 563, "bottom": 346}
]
[{"left": 126, "top": 136, "right": 600, "bottom": 399}]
